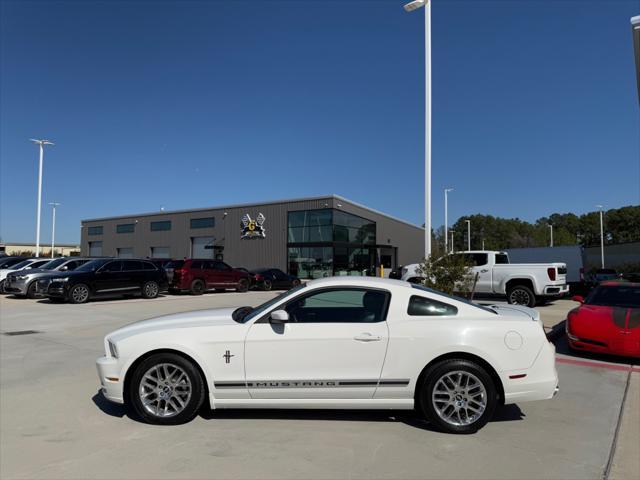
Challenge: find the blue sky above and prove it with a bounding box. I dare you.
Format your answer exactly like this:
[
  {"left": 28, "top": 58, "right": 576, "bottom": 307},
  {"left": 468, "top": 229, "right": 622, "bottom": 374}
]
[{"left": 1, "top": 0, "right": 638, "bottom": 244}]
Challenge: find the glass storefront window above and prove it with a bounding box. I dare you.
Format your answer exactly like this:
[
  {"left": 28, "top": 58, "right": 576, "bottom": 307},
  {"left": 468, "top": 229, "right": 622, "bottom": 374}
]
[{"left": 288, "top": 247, "right": 333, "bottom": 279}]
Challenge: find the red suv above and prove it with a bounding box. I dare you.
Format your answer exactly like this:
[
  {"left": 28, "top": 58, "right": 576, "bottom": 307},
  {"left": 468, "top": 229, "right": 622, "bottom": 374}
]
[{"left": 167, "top": 259, "right": 250, "bottom": 294}]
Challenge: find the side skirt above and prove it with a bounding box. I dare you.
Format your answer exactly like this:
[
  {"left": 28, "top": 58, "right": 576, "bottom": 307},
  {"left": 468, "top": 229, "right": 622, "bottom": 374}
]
[{"left": 209, "top": 397, "right": 415, "bottom": 410}]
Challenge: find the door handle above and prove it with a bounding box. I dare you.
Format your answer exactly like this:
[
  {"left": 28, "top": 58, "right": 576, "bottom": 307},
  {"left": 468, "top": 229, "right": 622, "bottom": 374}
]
[
  {"left": 354, "top": 333, "right": 382, "bottom": 342},
  {"left": 480, "top": 269, "right": 489, "bottom": 273}
]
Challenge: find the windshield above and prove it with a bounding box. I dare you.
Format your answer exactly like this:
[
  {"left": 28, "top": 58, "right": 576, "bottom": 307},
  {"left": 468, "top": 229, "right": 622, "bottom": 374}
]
[
  {"left": 75, "top": 259, "right": 110, "bottom": 272},
  {"left": 39, "top": 258, "right": 68, "bottom": 270},
  {"left": 411, "top": 284, "right": 498, "bottom": 314},
  {"left": 165, "top": 260, "right": 184, "bottom": 269},
  {"left": 8, "top": 260, "right": 33, "bottom": 270},
  {"left": 585, "top": 284, "right": 640, "bottom": 308},
  {"left": 233, "top": 284, "right": 307, "bottom": 323}
]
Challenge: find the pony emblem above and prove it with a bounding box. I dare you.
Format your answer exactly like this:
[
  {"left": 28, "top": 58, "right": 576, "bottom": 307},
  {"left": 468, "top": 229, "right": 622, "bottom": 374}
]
[{"left": 241, "top": 213, "right": 266, "bottom": 239}]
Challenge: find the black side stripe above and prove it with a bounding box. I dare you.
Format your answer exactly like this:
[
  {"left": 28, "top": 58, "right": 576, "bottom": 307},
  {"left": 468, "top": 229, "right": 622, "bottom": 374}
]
[{"left": 214, "top": 379, "right": 410, "bottom": 389}]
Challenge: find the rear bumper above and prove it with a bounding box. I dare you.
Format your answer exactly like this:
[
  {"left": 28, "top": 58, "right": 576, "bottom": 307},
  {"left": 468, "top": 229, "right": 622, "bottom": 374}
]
[
  {"left": 502, "top": 341, "right": 559, "bottom": 403},
  {"left": 542, "top": 284, "right": 570, "bottom": 296},
  {"left": 96, "top": 356, "right": 124, "bottom": 404}
]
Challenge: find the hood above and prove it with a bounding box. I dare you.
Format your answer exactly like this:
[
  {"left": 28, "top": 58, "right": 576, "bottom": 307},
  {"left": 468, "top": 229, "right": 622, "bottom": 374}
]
[
  {"left": 488, "top": 304, "right": 540, "bottom": 323},
  {"left": 109, "top": 307, "right": 239, "bottom": 342},
  {"left": 12, "top": 268, "right": 54, "bottom": 276}
]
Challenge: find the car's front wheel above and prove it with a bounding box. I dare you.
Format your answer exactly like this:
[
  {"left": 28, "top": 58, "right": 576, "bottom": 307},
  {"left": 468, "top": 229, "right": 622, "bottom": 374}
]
[
  {"left": 419, "top": 359, "right": 497, "bottom": 434},
  {"left": 26, "top": 281, "right": 38, "bottom": 299},
  {"left": 68, "top": 284, "right": 90, "bottom": 304},
  {"left": 261, "top": 279, "right": 272, "bottom": 291},
  {"left": 129, "top": 353, "right": 205, "bottom": 425}
]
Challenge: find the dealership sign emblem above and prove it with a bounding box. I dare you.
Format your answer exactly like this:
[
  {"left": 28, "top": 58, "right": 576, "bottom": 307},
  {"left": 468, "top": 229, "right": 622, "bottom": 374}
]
[{"left": 241, "top": 213, "right": 266, "bottom": 239}]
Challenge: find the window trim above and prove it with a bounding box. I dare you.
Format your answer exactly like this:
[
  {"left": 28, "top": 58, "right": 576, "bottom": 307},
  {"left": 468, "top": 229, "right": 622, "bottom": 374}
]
[
  {"left": 116, "top": 223, "right": 135, "bottom": 234},
  {"left": 150, "top": 220, "right": 172, "bottom": 232},
  {"left": 407, "top": 295, "right": 458, "bottom": 317},
  {"left": 255, "top": 286, "right": 392, "bottom": 324},
  {"left": 87, "top": 226, "right": 103, "bottom": 236},
  {"left": 190, "top": 217, "right": 215, "bottom": 229}
]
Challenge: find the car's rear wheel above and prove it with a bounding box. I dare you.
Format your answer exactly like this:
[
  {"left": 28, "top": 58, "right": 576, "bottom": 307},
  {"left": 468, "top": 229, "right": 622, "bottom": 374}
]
[
  {"left": 68, "top": 284, "right": 90, "bottom": 304},
  {"left": 141, "top": 281, "right": 159, "bottom": 299},
  {"left": 128, "top": 353, "right": 205, "bottom": 425},
  {"left": 190, "top": 279, "right": 205, "bottom": 295},
  {"left": 507, "top": 285, "right": 536, "bottom": 307},
  {"left": 262, "top": 279, "right": 272, "bottom": 291},
  {"left": 419, "top": 359, "right": 497, "bottom": 434},
  {"left": 26, "top": 281, "right": 38, "bottom": 299},
  {"left": 292, "top": 279, "right": 301, "bottom": 287},
  {"left": 236, "top": 279, "right": 249, "bottom": 293}
]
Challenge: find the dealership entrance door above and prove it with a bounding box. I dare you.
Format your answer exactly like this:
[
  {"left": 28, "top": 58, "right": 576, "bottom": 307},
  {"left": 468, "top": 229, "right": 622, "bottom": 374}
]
[{"left": 191, "top": 236, "right": 215, "bottom": 259}]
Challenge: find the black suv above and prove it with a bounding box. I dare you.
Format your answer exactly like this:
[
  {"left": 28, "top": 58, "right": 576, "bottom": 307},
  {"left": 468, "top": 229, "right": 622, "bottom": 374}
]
[{"left": 38, "top": 258, "right": 168, "bottom": 304}]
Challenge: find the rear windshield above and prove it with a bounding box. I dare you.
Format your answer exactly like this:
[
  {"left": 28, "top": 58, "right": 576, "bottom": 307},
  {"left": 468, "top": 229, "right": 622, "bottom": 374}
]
[
  {"left": 410, "top": 284, "right": 497, "bottom": 314},
  {"left": 165, "top": 260, "right": 184, "bottom": 269},
  {"left": 586, "top": 284, "right": 640, "bottom": 308}
]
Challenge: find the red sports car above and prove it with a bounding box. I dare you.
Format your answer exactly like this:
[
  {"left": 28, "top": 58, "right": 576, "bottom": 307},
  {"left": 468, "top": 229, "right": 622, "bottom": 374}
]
[{"left": 566, "top": 282, "right": 640, "bottom": 358}]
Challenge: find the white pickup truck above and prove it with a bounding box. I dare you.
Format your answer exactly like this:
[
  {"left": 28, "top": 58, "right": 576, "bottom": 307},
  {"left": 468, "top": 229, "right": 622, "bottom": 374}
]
[{"left": 400, "top": 250, "right": 569, "bottom": 307}]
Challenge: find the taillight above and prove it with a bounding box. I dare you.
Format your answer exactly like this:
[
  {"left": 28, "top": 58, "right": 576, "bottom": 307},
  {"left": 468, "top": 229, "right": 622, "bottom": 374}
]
[
  {"left": 547, "top": 267, "right": 556, "bottom": 281},
  {"left": 254, "top": 274, "right": 263, "bottom": 280}
]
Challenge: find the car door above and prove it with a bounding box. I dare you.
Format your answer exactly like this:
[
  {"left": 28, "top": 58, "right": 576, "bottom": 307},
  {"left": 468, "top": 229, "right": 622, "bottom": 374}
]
[
  {"left": 244, "top": 287, "right": 390, "bottom": 399},
  {"left": 271, "top": 269, "right": 289, "bottom": 288},
  {"left": 213, "top": 261, "right": 235, "bottom": 286},
  {"left": 122, "top": 260, "right": 144, "bottom": 291},
  {"left": 94, "top": 260, "right": 124, "bottom": 292}
]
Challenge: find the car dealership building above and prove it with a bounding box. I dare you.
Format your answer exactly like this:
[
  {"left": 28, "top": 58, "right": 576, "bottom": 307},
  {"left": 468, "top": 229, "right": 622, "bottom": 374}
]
[{"left": 80, "top": 195, "right": 424, "bottom": 279}]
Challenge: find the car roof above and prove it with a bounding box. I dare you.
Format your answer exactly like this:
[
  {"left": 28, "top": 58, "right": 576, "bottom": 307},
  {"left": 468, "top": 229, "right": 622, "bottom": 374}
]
[{"left": 305, "top": 276, "right": 413, "bottom": 289}]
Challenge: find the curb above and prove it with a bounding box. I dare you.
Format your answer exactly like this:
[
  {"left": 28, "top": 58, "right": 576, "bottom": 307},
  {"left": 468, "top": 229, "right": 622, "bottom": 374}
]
[{"left": 546, "top": 320, "right": 566, "bottom": 342}]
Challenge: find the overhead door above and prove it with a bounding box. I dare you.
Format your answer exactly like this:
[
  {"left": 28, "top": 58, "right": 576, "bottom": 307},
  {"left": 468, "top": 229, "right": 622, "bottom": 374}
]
[
  {"left": 117, "top": 248, "right": 134, "bottom": 258},
  {"left": 89, "top": 241, "right": 103, "bottom": 257},
  {"left": 191, "top": 236, "right": 214, "bottom": 259},
  {"left": 151, "top": 247, "right": 170, "bottom": 258}
]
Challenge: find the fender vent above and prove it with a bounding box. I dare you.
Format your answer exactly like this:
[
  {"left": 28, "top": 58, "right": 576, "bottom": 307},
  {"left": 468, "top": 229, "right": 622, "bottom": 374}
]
[{"left": 3, "top": 330, "right": 41, "bottom": 336}]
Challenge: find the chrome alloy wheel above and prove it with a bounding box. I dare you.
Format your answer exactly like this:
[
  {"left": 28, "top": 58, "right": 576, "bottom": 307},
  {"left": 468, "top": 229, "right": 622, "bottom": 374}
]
[
  {"left": 431, "top": 371, "right": 487, "bottom": 427},
  {"left": 71, "top": 285, "right": 89, "bottom": 303},
  {"left": 509, "top": 289, "right": 531, "bottom": 306},
  {"left": 139, "top": 363, "right": 192, "bottom": 418},
  {"left": 144, "top": 282, "right": 159, "bottom": 297}
]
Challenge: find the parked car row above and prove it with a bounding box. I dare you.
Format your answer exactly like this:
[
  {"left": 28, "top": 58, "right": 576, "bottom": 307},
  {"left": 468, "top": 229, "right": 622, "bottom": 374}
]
[{"left": 0, "top": 255, "right": 301, "bottom": 304}]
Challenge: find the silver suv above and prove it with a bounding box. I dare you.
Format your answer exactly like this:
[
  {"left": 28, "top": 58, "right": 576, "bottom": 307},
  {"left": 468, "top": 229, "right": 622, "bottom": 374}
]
[{"left": 4, "top": 257, "right": 93, "bottom": 298}]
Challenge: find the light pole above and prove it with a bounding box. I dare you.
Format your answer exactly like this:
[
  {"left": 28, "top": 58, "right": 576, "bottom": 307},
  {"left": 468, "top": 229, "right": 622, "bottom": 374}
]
[
  {"left": 449, "top": 230, "right": 455, "bottom": 253},
  {"left": 548, "top": 224, "right": 553, "bottom": 247},
  {"left": 404, "top": 0, "right": 432, "bottom": 258},
  {"left": 465, "top": 220, "right": 471, "bottom": 250},
  {"left": 49, "top": 202, "right": 61, "bottom": 258},
  {"left": 596, "top": 205, "right": 605, "bottom": 268},
  {"left": 444, "top": 187, "right": 453, "bottom": 253},
  {"left": 29, "top": 139, "right": 54, "bottom": 257}
]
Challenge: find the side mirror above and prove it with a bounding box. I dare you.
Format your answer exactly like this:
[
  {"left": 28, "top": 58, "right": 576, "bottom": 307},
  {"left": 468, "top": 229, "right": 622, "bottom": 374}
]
[
  {"left": 270, "top": 310, "right": 290, "bottom": 324},
  {"left": 59, "top": 266, "right": 68, "bottom": 272},
  {"left": 572, "top": 295, "right": 584, "bottom": 304}
]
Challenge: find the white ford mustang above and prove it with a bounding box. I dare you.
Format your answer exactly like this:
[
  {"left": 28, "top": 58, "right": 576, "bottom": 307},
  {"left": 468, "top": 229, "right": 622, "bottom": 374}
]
[{"left": 96, "top": 277, "right": 558, "bottom": 433}]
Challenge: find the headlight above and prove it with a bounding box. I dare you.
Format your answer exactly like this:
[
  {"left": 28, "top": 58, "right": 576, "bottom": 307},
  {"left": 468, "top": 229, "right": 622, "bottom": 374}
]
[
  {"left": 15, "top": 275, "right": 29, "bottom": 280},
  {"left": 108, "top": 340, "right": 118, "bottom": 358}
]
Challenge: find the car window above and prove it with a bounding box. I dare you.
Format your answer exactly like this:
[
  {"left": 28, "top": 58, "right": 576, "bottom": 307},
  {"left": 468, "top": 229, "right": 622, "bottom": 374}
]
[
  {"left": 166, "top": 260, "right": 184, "bottom": 269},
  {"left": 214, "top": 262, "right": 231, "bottom": 271},
  {"left": 190, "top": 260, "right": 204, "bottom": 270},
  {"left": 142, "top": 262, "right": 157, "bottom": 271},
  {"left": 102, "top": 261, "right": 123, "bottom": 272},
  {"left": 29, "top": 260, "right": 49, "bottom": 269},
  {"left": 585, "top": 285, "right": 640, "bottom": 308},
  {"left": 495, "top": 254, "right": 509, "bottom": 264},
  {"left": 284, "top": 288, "right": 390, "bottom": 323},
  {"left": 64, "top": 261, "right": 78, "bottom": 271},
  {"left": 123, "top": 260, "right": 143, "bottom": 271},
  {"left": 410, "top": 284, "right": 497, "bottom": 314},
  {"left": 40, "top": 258, "right": 68, "bottom": 270},
  {"left": 408, "top": 295, "right": 458, "bottom": 316},
  {"left": 203, "top": 261, "right": 216, "bottom": 270},
  {"left": 273, "top": 269, "right": 287, "bottom": 280}
]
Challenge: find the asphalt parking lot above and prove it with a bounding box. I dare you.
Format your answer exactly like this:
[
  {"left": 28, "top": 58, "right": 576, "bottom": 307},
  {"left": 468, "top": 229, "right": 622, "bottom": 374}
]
[{"left": 1, "top": 293, "right": 638, "bottom": 480}]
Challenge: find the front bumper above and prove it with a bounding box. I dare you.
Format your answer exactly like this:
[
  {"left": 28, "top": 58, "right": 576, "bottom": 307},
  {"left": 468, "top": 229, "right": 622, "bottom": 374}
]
[
  {"left": 543, "top": 284, "right": 570, "bottom": 296},
  {"left": 96, "top": 356, "right": 124, "bottom": 404},
  {"left": 4, "top": 277, "right": 30, "bottom": 295}
]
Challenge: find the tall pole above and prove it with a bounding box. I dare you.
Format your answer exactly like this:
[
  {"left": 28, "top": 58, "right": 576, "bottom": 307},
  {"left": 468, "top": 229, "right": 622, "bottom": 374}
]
[
  {"left": 450, "top": 230, "right": 454, "bottom": 253},
  {"left": 49, "top": 202, "right": 61, "bottom": 258},
  {"left": 548, "top": 224, "right": 553, "bottom": 247},
  {"left": 30, "top": 139, "right": 54, "bottom": 257},
  {"left": 424, "top": 1, "right": 432, "bottom": 259},
  {"left": 444, "top": 188, "right": 453, "bottom": 253},
  {"left": 465, "top": 220, "right": 471, "bottom": 250},
  {"left": 596, "top": 205, "right": 605, "bottom": 268}
]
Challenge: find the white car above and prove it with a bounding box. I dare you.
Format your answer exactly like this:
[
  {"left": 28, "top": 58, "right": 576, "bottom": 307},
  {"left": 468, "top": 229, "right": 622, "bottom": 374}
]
[
  {"left": 96, "top": 277, "right": 558, "bottom": 433},
  {"left": 0, "top": 258, "right": 50, "bottom": 292}
]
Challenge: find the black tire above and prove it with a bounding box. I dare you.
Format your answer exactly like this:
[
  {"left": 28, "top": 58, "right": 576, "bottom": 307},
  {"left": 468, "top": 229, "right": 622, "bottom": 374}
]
[
  {"left": 236, "top": 278, "right": 249, "bottom": 293},
  {"left": 26, "top": 281, "right": 38, "bottom": 299},
  {"left": 261, "top": 279, "right": 272, "bottom": 291},
  {"left": 68, "top": 283, "right": 90, "bottom": 304},
  {"left": 292, "top": 279, "right": 301, "bottom": 287},
  {"left": 141, "top": 281, "right": 160, "bottom": 299},
  {"left": 0, "top": 279, "right": 5, "bottom": 294},
  {"left": 190, "top": 279, "right": 205, "bottom": 295},
  {"left": 128, "top": 352, "right": 205, "bottom": 425},
  {"left": 507, "top": 285, "right": 536, "bottom": 307},
  {"left": 419, "top": 359, "right": 498, "bottom": 434}
]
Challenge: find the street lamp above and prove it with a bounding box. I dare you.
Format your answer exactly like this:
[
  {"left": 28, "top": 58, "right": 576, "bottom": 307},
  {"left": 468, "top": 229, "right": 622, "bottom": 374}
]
[
  {"left": 596, "top": 205, "right": 605, "bottom": 268},
  {"left": 444, "top": 188, "right": 453, "bottom": 253},
  {"left": 465, "top": 219, "right": 471, "bottom": 251},
  {"left": 548, "top": 224, "right": 554, "bottom": 247},
  {"left": 449, "top": 230, "right": 455, "bottom": 253},
  {"left": 30, "top": 139, "right": 54, "bottom": 257},
  {"left": 404, "top": 0, "right": 432, "bottom": 258},
  {"left": 49, "top": 202, "right": 61, "bottom": 258}
]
